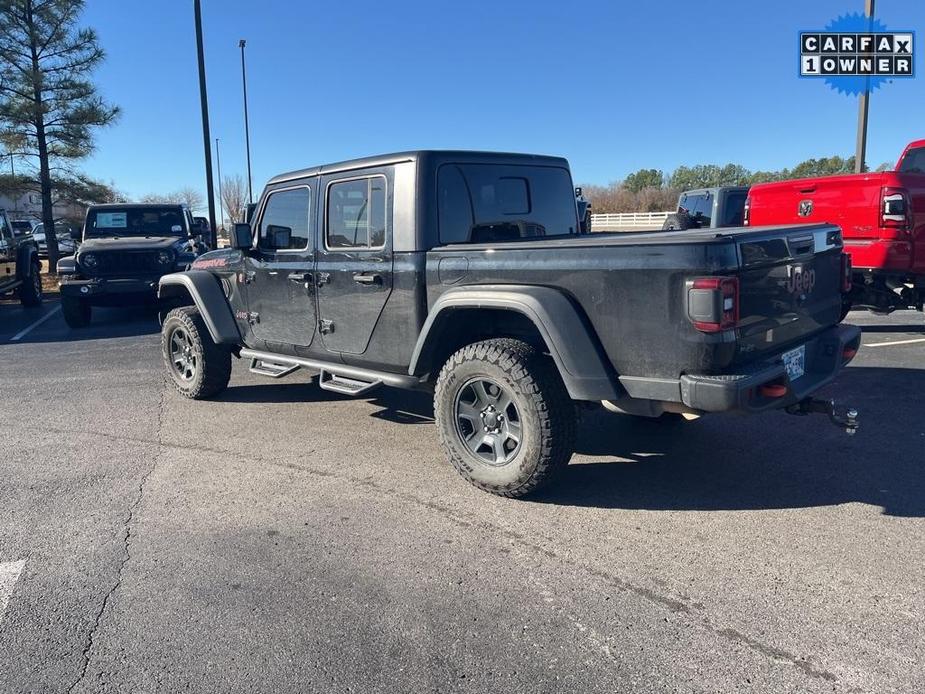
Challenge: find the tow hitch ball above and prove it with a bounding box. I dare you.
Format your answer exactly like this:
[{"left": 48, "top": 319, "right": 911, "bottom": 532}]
[{"left": 786, "top": 398, "right": 860, "bottom": 435}]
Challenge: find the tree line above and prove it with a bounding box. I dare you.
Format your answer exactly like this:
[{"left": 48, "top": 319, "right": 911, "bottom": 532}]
[{"left": 580, "top": 155, "right": 893, "bottom": 214}]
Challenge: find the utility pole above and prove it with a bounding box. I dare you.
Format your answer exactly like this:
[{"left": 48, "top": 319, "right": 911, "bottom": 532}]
[
  {"left": 215, "top": 137, "right": 224, "bottom": 235},
  {"left": 239, "top": 39, "right": 253, "bottom": 204},
  {"left": 194, "top": 0, "right": 218, "bottom": 248},
  {"left": 854, "top": 0, "right": 875, "bottom": 174}
]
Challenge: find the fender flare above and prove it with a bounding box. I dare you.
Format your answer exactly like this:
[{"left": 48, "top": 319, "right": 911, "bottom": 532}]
[
  {"left": 158, "top": 271, "right": 241, "bottom": 345},
  {"left": 409, "top": 285, "right": 620, "bottom": 401}
]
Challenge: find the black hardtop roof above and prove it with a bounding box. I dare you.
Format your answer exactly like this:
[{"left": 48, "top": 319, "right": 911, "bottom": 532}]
[
  {"left": 268, "top": 150, "right": 571, "bottom": 185},
  {"left": 87, "top": 203, "right": 188, "bottom": 211}
]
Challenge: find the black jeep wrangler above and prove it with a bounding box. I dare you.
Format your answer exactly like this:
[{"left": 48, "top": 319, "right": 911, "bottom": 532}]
[
  {"left": 57, "top": 203, "right": 209, "bottom": 328},
  {"left": 158, "top": 151, "right": 860, "bottom": 497},
  {"left": 0, "top": 208, "right": 43, "bottom": 307}
]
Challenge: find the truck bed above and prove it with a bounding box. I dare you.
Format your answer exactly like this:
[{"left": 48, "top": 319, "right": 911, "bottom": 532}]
[{"left": 430, "top": 223, "right": 845, "bottom": 381}]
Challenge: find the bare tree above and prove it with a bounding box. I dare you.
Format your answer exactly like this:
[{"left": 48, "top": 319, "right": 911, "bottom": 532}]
[
  {"left": 175, "top": 186, "right": 203, "bottom": 211},
  {"left": 220, "top": 174, "right": 247, "bottom": 224}
]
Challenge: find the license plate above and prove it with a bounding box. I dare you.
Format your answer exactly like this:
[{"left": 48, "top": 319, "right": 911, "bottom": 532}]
[{"left": 782, "top": 345, "right": 805, "bottom": 381}]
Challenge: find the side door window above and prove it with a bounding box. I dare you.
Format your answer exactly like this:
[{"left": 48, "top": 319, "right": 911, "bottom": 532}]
[{"left": 316, "top": 173, "right": 393, "bottom": 355}]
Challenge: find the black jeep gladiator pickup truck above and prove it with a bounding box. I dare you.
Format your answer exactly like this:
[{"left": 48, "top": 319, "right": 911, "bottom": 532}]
[
  {"left": 158, "top": 151, "right": 860, "bottom": 497},
  {"left": 57, "top": 203, "right": 209, "bottom": 327}
]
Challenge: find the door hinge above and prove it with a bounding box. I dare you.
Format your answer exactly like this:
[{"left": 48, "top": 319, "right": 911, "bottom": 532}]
[{"left": 319, "top": 319, "right": 335, "bottom": 335}]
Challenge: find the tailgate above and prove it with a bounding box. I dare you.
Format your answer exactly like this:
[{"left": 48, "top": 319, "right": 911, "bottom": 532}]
[{"left": 735, "top": 225, "right": 843, "bottom": 363}]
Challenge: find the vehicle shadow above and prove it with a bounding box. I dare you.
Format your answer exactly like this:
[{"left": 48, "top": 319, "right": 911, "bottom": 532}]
[
  {"left": 532, "top": 366, "right": 925, "bottom": 518},
  {"left": 219, "top": 365, "right": 924, "bottom": 517},
  {"left": 858, "top": 324, "right": 924, "bottom": 334}
]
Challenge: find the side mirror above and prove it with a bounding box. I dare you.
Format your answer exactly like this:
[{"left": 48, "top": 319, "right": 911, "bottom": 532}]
[
  {"left": 70, "top": 228, "right": 83, "bottom": 241},
  {"left": 231, "top": 223, "right": 253, "bottom": 250}
]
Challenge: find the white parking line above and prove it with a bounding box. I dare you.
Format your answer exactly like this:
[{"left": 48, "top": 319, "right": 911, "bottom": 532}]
[
  {"left": 0, "top": 560, "right": 26, "bottom": 624},
  {"left": 10, "top": 305, "right": 61, "bottom": 342},
  {"left": 865, "top": 337, "right": 925, "bottom": 348}
]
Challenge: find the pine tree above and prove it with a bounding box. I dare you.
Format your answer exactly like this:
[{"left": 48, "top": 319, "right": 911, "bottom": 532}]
[{"left": 0, "top": 0, "right": 118, "bottom": 268}]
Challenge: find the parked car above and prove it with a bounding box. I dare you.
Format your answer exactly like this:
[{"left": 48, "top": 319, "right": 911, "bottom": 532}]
[
  {"left": 56, "top": 203, "right": 209, "bottom": 328},
  {"left": 663, "top": 186, "right": 750, "bottom": 230},
  {"left": 0, "top": 209, "right": 42, "bottom": 307},
  {"left": 157, "top": 150, "right": 860, "bottom": 497},
  {"left": 31, "top": 221, "right": 78, "bottom": 257},
  {"left": 10, "top": 219, "right": 39, "bottom": 237},
  {"left": 745, "top": 139, "right": 925, "bottom": 317}
]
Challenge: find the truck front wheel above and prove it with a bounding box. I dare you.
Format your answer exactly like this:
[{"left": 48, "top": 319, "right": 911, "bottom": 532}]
[
  {"left": 161, "top": 307, "right": 231, "bottom": 399},
  {"left": 19, "top": 260, "right": 43, "bottom": 307},
  {"left": 434, "top": 338, "right": 575, "bottom": 497}
]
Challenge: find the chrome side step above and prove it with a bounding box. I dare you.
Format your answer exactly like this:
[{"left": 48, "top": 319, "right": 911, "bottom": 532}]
[
  {"left": 249, "top": 358, "right": 299, "bottom": 379},
  {"left": 318, "top": 370, "right": 381, "bottom": 396}
]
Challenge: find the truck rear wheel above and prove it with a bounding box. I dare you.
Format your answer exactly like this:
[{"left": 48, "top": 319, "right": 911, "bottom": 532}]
[
  {"left": 19, "top": 261, "right": 43, "bottom": 307},
  {"left": 161, "top": 307, "right": 231, "bottom": 399},
  {"left": 62, "top": 296, "right": 91, "bottom": 328},
  {"left": 434, "top": 338, "right": 575, "bottom": 497}
]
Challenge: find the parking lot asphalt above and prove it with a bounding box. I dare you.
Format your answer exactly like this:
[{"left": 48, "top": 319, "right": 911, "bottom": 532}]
[{"left": 0, "top": 303, "right": 923, "bottom": 693}]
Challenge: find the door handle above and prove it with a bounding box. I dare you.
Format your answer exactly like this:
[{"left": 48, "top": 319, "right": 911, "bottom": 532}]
[
  {"left": 353, "top": 272, "right": 382, "bottom": 285},
  {"left": 287, "top": 271, "right": 312, "bottom": 283}
]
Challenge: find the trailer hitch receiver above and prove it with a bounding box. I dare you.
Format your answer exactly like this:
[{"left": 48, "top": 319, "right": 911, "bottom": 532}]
[{"left": 785, "top": 398, "right": 859, "bottom": 435}]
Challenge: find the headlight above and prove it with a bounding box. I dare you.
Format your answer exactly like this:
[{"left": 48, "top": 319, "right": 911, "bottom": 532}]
[
  {"left": 81, "top": 253, "right": 98, "bottom": 269},
  {"left": 156, "top": 250, "right": 173, "bottom": 265}
]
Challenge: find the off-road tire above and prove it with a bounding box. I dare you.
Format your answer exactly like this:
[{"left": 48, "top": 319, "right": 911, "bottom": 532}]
[
  {"left": 161, "top": 306, "right": 231, "bottom": 399},
  {"left": 62, "top": 296, "right": 91, "bottom": 328},
  {"left": 434, "top": 338, "right": 575, "bottom": 497},
  {"left": 662, "top": 211, "right": 692, "bottom": 231},
  {"left": 19, "top": 261, "right": 42, "bottom": 307}
]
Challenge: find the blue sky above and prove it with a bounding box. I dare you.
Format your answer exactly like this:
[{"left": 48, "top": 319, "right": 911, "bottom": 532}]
[{"left": 79, "top": 0, "right": 923, "bottom": 206}]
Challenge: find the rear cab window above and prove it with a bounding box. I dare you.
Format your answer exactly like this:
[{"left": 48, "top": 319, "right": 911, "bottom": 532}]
[
  {"left": 437, "top": 164, "right": 578, "bottom": 244},
  {"left": 899, "top": 147, "right": 925, "bottom": 174},
  {"left": 680, "top": 192, "right": 713, "bottom": 227}
]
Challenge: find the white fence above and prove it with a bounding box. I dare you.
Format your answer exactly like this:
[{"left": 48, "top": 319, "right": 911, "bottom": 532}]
[{"left": 591, "top": 211, "right": 671, "bottom": 231}]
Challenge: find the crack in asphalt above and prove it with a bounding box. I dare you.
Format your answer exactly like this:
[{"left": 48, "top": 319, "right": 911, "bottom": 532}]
[
  {"left": 30, "top": 421, "right": 854, "bottom": 691},
  {"left": 64, "top": 384, "right": 166, "bottom": 694}
]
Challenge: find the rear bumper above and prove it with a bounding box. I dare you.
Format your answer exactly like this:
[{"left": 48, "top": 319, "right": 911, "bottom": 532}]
[
  {"left": 678, "top": 324, "right": 861, "bottom": 413},
  {"left": 59, "top": 276, "right": 161, "bottom": 302}
]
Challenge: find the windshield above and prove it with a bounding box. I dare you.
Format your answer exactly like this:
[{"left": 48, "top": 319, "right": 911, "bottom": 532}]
[
  {"left": 85, "top": 208, "right": 186, "bottom": 238},
  {"left": 11, "top": 221, "right": 33, "bottom": 236}
]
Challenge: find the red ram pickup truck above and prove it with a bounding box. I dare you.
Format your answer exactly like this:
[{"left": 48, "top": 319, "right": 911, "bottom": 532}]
[{"left": 745, "top": 139, "right": 925, "bottom": 317}]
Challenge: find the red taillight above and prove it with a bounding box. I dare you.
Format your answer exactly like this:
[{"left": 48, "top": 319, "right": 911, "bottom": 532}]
[
  {"left": 688, "top": 277, "right": 739, "bottom": 333},
  {"left": 880, "top": 186, "right": 912, "bottom": 236},
  {"left": 842, "top": 346, "right": 858, "bottom": 362},
  {"left": 841, "top": 253, "right": 852, "bottom": 293},
  {"left": 743, "top": 197, "right": 751, "bottom": 226}
]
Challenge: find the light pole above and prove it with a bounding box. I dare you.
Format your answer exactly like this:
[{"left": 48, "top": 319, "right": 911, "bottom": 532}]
[
  {"left": 215, "top": 137, "right": 224, "bottom": 235},
  {"left": 854, "top": 0, "right": 875, "bottom": 174},
  {"left": 239, "top": 39, "right": 253, "bottom": 204},
  {"left": 194, "top": 0, "right": 218, "bottom": 247}
]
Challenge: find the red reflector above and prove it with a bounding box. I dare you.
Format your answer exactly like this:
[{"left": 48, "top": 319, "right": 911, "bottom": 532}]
[
  {"left": 843, "top": 347, "right": 858, "bottom": 361},
  {"left": 841, "top": 253, "right": 852, "bottom": 293},
  {"left": 759, "top": 383, "right": 788, "bottom": 398}
]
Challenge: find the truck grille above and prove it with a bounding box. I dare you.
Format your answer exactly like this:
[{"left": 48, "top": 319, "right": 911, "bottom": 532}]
[{"left": 85, "top": 251, "right": 164, "bottom": 277}]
